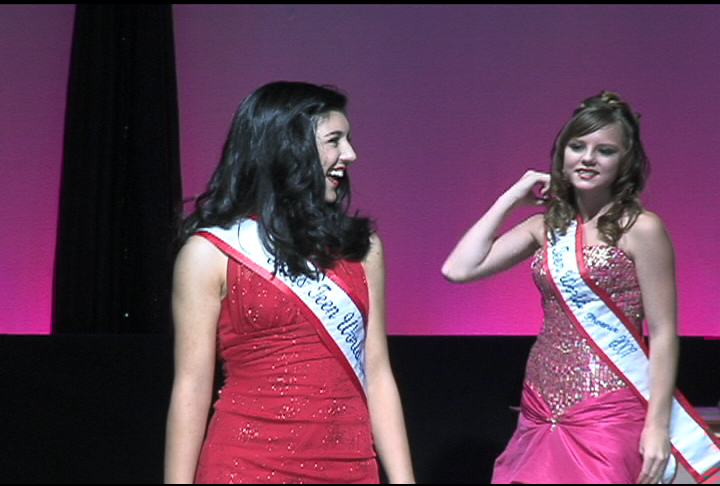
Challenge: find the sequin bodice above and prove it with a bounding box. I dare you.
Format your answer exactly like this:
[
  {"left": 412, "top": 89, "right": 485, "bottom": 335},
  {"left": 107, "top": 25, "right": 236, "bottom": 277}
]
[{"left": 524, "top": 245, "right": 644, "bottom": 417}]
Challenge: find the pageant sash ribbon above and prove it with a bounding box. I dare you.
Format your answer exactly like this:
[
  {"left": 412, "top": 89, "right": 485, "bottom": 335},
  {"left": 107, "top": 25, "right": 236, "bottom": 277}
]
[
  {"left": 197, "top": 219, "right": 368, "bottom": 398},
  {"left": 545, "top": 217, "right": 720, "bottom": 483}
]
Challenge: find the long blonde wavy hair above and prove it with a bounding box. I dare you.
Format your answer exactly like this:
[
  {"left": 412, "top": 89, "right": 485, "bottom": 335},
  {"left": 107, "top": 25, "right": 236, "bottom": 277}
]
[{"left": 544, "top": 91, "right": 650, "bottom": 245}]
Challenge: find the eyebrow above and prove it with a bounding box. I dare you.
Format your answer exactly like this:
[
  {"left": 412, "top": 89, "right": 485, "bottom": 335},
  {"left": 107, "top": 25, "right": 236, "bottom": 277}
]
[
  {"left": 321, "top": 130, "right": 348, "bottom": 139},
  {"left": 568, "top": 139, "right": 620, "bottom": 147}
]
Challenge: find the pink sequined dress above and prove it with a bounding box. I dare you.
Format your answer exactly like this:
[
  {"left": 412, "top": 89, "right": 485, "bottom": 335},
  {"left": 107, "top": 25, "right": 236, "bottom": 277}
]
[
  {"left": 492, "top": 245, "right": 647, "bottom": 484},
  {"left": 194, "top": 237, "right": 379, "bottom": 484}
]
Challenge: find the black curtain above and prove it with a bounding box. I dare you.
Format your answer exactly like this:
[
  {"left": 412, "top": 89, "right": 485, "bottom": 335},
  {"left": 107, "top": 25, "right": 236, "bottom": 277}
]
[{"left": 53, "top": 5, "right": 182, "bottom": 333}]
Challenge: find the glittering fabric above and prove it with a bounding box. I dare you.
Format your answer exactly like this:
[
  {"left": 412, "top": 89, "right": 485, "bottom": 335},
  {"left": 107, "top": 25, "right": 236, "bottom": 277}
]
[
  {"left": 194, "top": 241, "right": 378, "bottom": 484},
  {"left": 492, "top": 244, "right": 649, "bottom": 483},
  {"left": 524, "top": 245, "right": 644, "bottom": 418}
]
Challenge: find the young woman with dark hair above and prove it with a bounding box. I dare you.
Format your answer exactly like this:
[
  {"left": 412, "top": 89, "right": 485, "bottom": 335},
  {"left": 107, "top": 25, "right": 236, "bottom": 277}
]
[{"left": 165, "top": 81, "right": 415, "bottom": 484}]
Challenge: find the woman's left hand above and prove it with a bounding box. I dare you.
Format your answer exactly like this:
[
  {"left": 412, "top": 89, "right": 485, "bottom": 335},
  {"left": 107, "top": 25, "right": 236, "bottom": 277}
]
[{"left": 637, "top": 426, "right": 672, "bottom": 484}]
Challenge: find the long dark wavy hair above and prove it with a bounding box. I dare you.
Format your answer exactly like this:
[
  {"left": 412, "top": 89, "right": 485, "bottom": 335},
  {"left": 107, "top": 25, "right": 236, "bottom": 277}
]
[
  {"left": 544, "top": 91, "right": 650, "bottom": 245},
  {"left": 176, "top": 81, "right": 374, "bottom": 278}
]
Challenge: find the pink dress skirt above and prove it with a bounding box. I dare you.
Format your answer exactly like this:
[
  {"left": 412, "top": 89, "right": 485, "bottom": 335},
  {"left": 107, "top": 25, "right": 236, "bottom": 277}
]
[{"left": 492, "top": 383, "right": 645, "bottom": 484}]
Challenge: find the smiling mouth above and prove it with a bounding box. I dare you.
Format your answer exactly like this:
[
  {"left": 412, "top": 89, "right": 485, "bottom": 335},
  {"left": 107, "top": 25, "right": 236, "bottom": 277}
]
[
  {"left": 576, "top": 169, "right": 599, "bottom": 179},
  {"left": 327, "top": 167, "right": 346, "bottom": 185}
]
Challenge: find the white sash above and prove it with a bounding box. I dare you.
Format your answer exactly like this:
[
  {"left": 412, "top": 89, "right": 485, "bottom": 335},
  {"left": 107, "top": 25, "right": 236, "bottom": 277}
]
[
  {"left": 546, "top": 218, "right": 720, "bottom": 483},
  {"left": 198, "top": 219, "right": 368, "bottom": 398}
]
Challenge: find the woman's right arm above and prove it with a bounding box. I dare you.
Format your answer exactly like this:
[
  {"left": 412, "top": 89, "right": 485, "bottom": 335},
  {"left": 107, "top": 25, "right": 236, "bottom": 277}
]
[
  {"left": 164, "top": 235, "right": 227, "bottom": 484},
  {"left": 441, "top": 170, "right": 550, "bottom": 282}
]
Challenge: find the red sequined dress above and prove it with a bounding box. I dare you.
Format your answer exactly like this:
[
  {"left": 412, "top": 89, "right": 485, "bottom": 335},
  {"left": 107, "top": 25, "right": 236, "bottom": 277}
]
[
  {"left": 492, "top": 245, "right": 647, "bottom": 484},
  {"left": 194, "top": 236, "right": 379, "bottom": 484}
]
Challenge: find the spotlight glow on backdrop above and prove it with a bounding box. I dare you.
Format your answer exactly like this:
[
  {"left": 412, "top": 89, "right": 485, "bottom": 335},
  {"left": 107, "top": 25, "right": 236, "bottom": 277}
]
[{"left": 2, "top": 4, "right": 719, "bottom": 336}]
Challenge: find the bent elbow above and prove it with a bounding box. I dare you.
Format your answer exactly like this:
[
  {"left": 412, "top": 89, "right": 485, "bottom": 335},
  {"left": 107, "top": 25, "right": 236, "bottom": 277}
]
[{"left": 441, "top": 262, "right": 468, "bottom": 283}]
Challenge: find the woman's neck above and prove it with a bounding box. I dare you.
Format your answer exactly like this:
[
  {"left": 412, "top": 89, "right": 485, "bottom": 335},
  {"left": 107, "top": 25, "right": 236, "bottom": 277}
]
[{"left": 575, "top": 190, "right": 613, "bottom": 223}]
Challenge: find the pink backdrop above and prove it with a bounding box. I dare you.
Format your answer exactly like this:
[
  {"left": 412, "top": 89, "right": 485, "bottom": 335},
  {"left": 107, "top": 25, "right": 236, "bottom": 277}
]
[
  {"left": 2, "top": 4, "right": 719, "bottom": 336},
  {"left": 0, "top": 5, "right": 75, "bottom": 334}
]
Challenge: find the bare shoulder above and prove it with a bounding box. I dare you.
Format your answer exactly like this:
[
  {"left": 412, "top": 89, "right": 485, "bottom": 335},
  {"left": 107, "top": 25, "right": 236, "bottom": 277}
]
[
  {"left": 367, "top": 232, "right": 384, "bottom": 258},
  {"left": 626, "top": 210, "right": 671, "bottom": 244},
  {"left": 525, "top": 213, "right": 546, "bottom": 246},
  {"left": 174, "top": 235, "right": 228, "bottom": 296},
  {"left": 631, "top": 210, "right": 668, "bottom": 234},
  {"left": 362, "top": 232, "right": 385, "bottom": 281},
  {"left": 623, "top": 210, "right": 674, "bottom": 261},
  {"left": 176, "top": 235, "right": 226, "bottom": 269}
]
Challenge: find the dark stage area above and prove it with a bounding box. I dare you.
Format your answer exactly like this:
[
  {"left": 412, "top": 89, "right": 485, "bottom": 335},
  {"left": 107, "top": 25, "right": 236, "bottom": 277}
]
[{"left": 1, "top": 335, "right": 717, "bottom": 483}]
